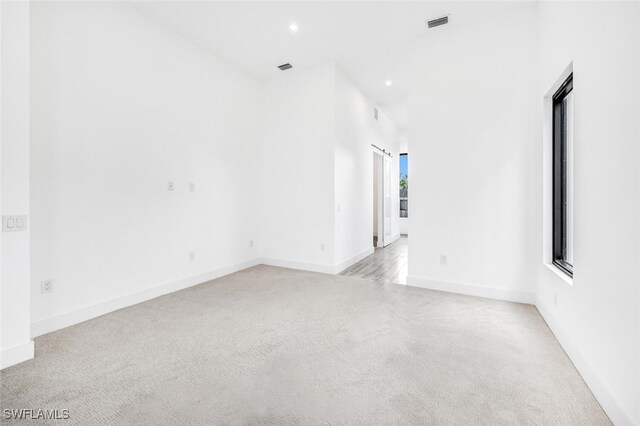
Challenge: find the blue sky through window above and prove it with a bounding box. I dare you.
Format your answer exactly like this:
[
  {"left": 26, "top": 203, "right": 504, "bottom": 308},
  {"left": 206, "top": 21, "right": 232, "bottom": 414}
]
[{"left": 400, "top": 154, "right": 408, "bottom": 178}]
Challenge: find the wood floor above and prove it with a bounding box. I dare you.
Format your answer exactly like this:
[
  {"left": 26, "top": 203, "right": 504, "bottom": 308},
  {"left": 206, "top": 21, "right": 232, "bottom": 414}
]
[{"left": 339, "top": 236, "right": 408, "bottom": 284}]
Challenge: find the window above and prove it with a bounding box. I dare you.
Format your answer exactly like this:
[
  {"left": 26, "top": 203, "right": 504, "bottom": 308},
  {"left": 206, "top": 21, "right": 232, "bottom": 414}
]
[
  {"left": 552, "top": 74, "right": 573, "bottom": 277},
  {"left": 399, "top": 153, "right": 408, "bottom": 217}
]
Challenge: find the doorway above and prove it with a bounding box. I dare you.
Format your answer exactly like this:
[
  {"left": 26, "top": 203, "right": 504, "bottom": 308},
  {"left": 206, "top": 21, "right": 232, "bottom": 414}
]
[
  {"left": 372, "top": 148, "right": 392, "bottom": 248},
  {"left": 341, "top": 146, "right": 406, "bottom": 284}
]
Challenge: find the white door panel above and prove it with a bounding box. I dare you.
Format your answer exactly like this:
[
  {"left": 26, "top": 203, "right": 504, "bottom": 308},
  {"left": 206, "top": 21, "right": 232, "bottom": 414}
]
[{"left": 382, "top": 155, "right": 392, "bottom": 247}]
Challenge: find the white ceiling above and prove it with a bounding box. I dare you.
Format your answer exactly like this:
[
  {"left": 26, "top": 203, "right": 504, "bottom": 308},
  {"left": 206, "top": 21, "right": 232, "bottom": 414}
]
[
  {"left": 382, "top": 100, "right": 409, "bottom": 137},
  {"left": 133, "top": 2, "right": 475, "bottom": 132}
]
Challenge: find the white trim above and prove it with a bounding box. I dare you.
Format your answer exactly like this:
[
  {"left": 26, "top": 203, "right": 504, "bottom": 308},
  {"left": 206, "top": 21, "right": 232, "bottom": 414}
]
[
  {"left": 542, "top": 62, "right": 574, "bottom": 288},
  {"left": 31, "top": 258, "right": 261, "bottom": 337},
  {"left": 405, "top": 276, "right": 535, "bottom": 305},
  {"left": 536, "top": 301, "right": 632, "bottom": 425},
  {"left": 259, "top": 257, "right": 336, "bottom": 275},
  {"left": 30, "top": 253, "right": 376, "bottom": 339},
  {"left": 334, "top": 247, "right": 375, "bottom": 274},
  {"left": 1, "top": 340, "right": 34, "bottom": 369},
  {"left": 260, "top": 247, "right": 377, "bottom": 276},
  {"left": 544, "top": 61, "right": 574, "bottom": 99},
  {"left": 544, "top": 262, "right": 573, "bottom": 286},
  {"left": 387, "top": 233, "right": 401, "bottom": 246}
]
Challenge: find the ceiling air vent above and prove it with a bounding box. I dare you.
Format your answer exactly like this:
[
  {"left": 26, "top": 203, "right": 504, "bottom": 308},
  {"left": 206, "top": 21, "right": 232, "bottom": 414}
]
[
  {"left": 426, "top": 15, "right": 449, "bottom": 29},
  {"left": 277, "top": 63, "right": 293, "bottom": 71}
]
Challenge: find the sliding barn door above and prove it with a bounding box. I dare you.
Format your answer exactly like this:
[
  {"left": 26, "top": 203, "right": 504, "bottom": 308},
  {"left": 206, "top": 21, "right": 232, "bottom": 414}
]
[{"left": 382, "top": 155, "right": 393, "bottom": 247}]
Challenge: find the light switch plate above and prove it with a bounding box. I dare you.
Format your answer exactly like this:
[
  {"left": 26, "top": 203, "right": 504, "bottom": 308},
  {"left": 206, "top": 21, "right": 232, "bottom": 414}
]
[{"left": 2, "top": 215, "right": 28, "bottom": 232}]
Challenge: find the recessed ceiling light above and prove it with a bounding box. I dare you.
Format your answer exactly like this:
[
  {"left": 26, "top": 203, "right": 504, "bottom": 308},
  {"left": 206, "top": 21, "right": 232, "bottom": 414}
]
[
  {"left": 289, "top": 23, "right": 298, "bottom": 33},
  {"left": 385, "top": 80, "right": 393, "bottom": 87}
]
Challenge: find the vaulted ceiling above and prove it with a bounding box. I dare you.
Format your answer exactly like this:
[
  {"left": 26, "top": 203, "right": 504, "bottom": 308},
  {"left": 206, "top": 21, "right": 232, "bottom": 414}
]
[{"left": 133, "top": 2, "right": 507, "bottom": 134}]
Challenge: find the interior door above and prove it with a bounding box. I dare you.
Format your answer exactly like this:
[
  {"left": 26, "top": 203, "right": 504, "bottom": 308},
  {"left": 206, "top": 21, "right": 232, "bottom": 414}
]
[{"left": 382, "top": 155, "right": 392, "bottom": 247}]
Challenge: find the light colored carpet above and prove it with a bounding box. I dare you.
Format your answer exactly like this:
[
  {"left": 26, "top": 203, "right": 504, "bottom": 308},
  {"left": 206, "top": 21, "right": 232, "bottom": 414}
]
[{"left": 1, "top": 265, "right": 609, "bottom": 425}]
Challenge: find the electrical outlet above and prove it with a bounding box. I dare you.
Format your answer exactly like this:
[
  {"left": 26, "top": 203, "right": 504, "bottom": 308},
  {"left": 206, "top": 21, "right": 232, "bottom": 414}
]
[
  {"left": 41, "top": 280, "right": 53, "bottom": 294},
  {"left": 189, "top": 251, "right": 195, "bottom": 261},
  {"left": 440, "top": 255, "right": 448, "bottom": 265},
  {"left": 168, "top": 181, "right": 174, "bottom": 191},
  {"left": 320, "top": 243, "right": 325, "bottom": 251},
  {"left": 249, "top": 240, "right": 254, "bottom": 247}
]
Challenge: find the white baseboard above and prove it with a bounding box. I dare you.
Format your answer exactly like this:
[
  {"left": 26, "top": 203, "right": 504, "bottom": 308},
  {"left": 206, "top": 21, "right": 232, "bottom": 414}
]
[
  {"left": 376, "top": 233, "right": 400, "bottom": 249},
  {"left": 30, "top": 252, "right": 374, "bottom": 339},
  {"left": 334, "top": 247, "right": 375, "bottom": 274},
  {"left": 261, "top": 247, "right": 375, "bottom": 276},
  {"left": 1, "top": 340, "right": 34, "bottom": 369},
  {"left": 259, "top": 257, "right": 336, "bottom": 275},
  {"left": 385, "top": 233, "right": 401, "bottom": 246},
  {"left": 31, "top": 258, "right": 261, "bottom": 338},
  {"left": 535, "top": 301, "right": 633, "bottom": 425},
  {"left": 405, "top": 276, "right": 535, "bottom": 304},
  {"left": 21, "top": 251, "right": 631, "bottom": 424}
]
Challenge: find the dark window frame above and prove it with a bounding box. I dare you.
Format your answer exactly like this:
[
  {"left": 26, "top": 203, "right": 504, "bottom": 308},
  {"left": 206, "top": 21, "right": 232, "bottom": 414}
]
[
  {"left": 552, "top": 73, "right": 573, "bottom": 277},
  {"left": 399, "top": 153, "right": 408, "bottom": 218}
]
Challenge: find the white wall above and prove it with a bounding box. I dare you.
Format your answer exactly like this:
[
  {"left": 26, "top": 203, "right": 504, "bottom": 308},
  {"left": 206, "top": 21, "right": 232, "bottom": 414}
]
[
  {"left": 259, "top": 63, "right": 399, "bottom": 274},
  {"left": 398, "top": 139, "right": 408, "bottom": 157},
  {"left": 26, "top": 3, "right": 400, "bottom": 340},
  {"left": 334, "top": 67, "right": 400, "bottom": 270},
  {"left": 535, "top": 3, "right": 640, "bottom": 424},
  {"left": 0, "top": 1, "right": 34, "bottom": 368},
  {"left": 399, "top": 219, "right": 409, "bottom": 236},
  {"left": 29, "top": 2, "right": 261, "bottom": 335},
  {"left": 407, "top": 3, "right": 538, "bottom": 303},
  {"left": 407, "top": 2, "right": 639, "bottom": 421},
  {"left": 259, "top": 63, "right": 336, "bottom": 272},
  {"left": 3, "top": 4, "right": 639, "bottom": 422}
]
